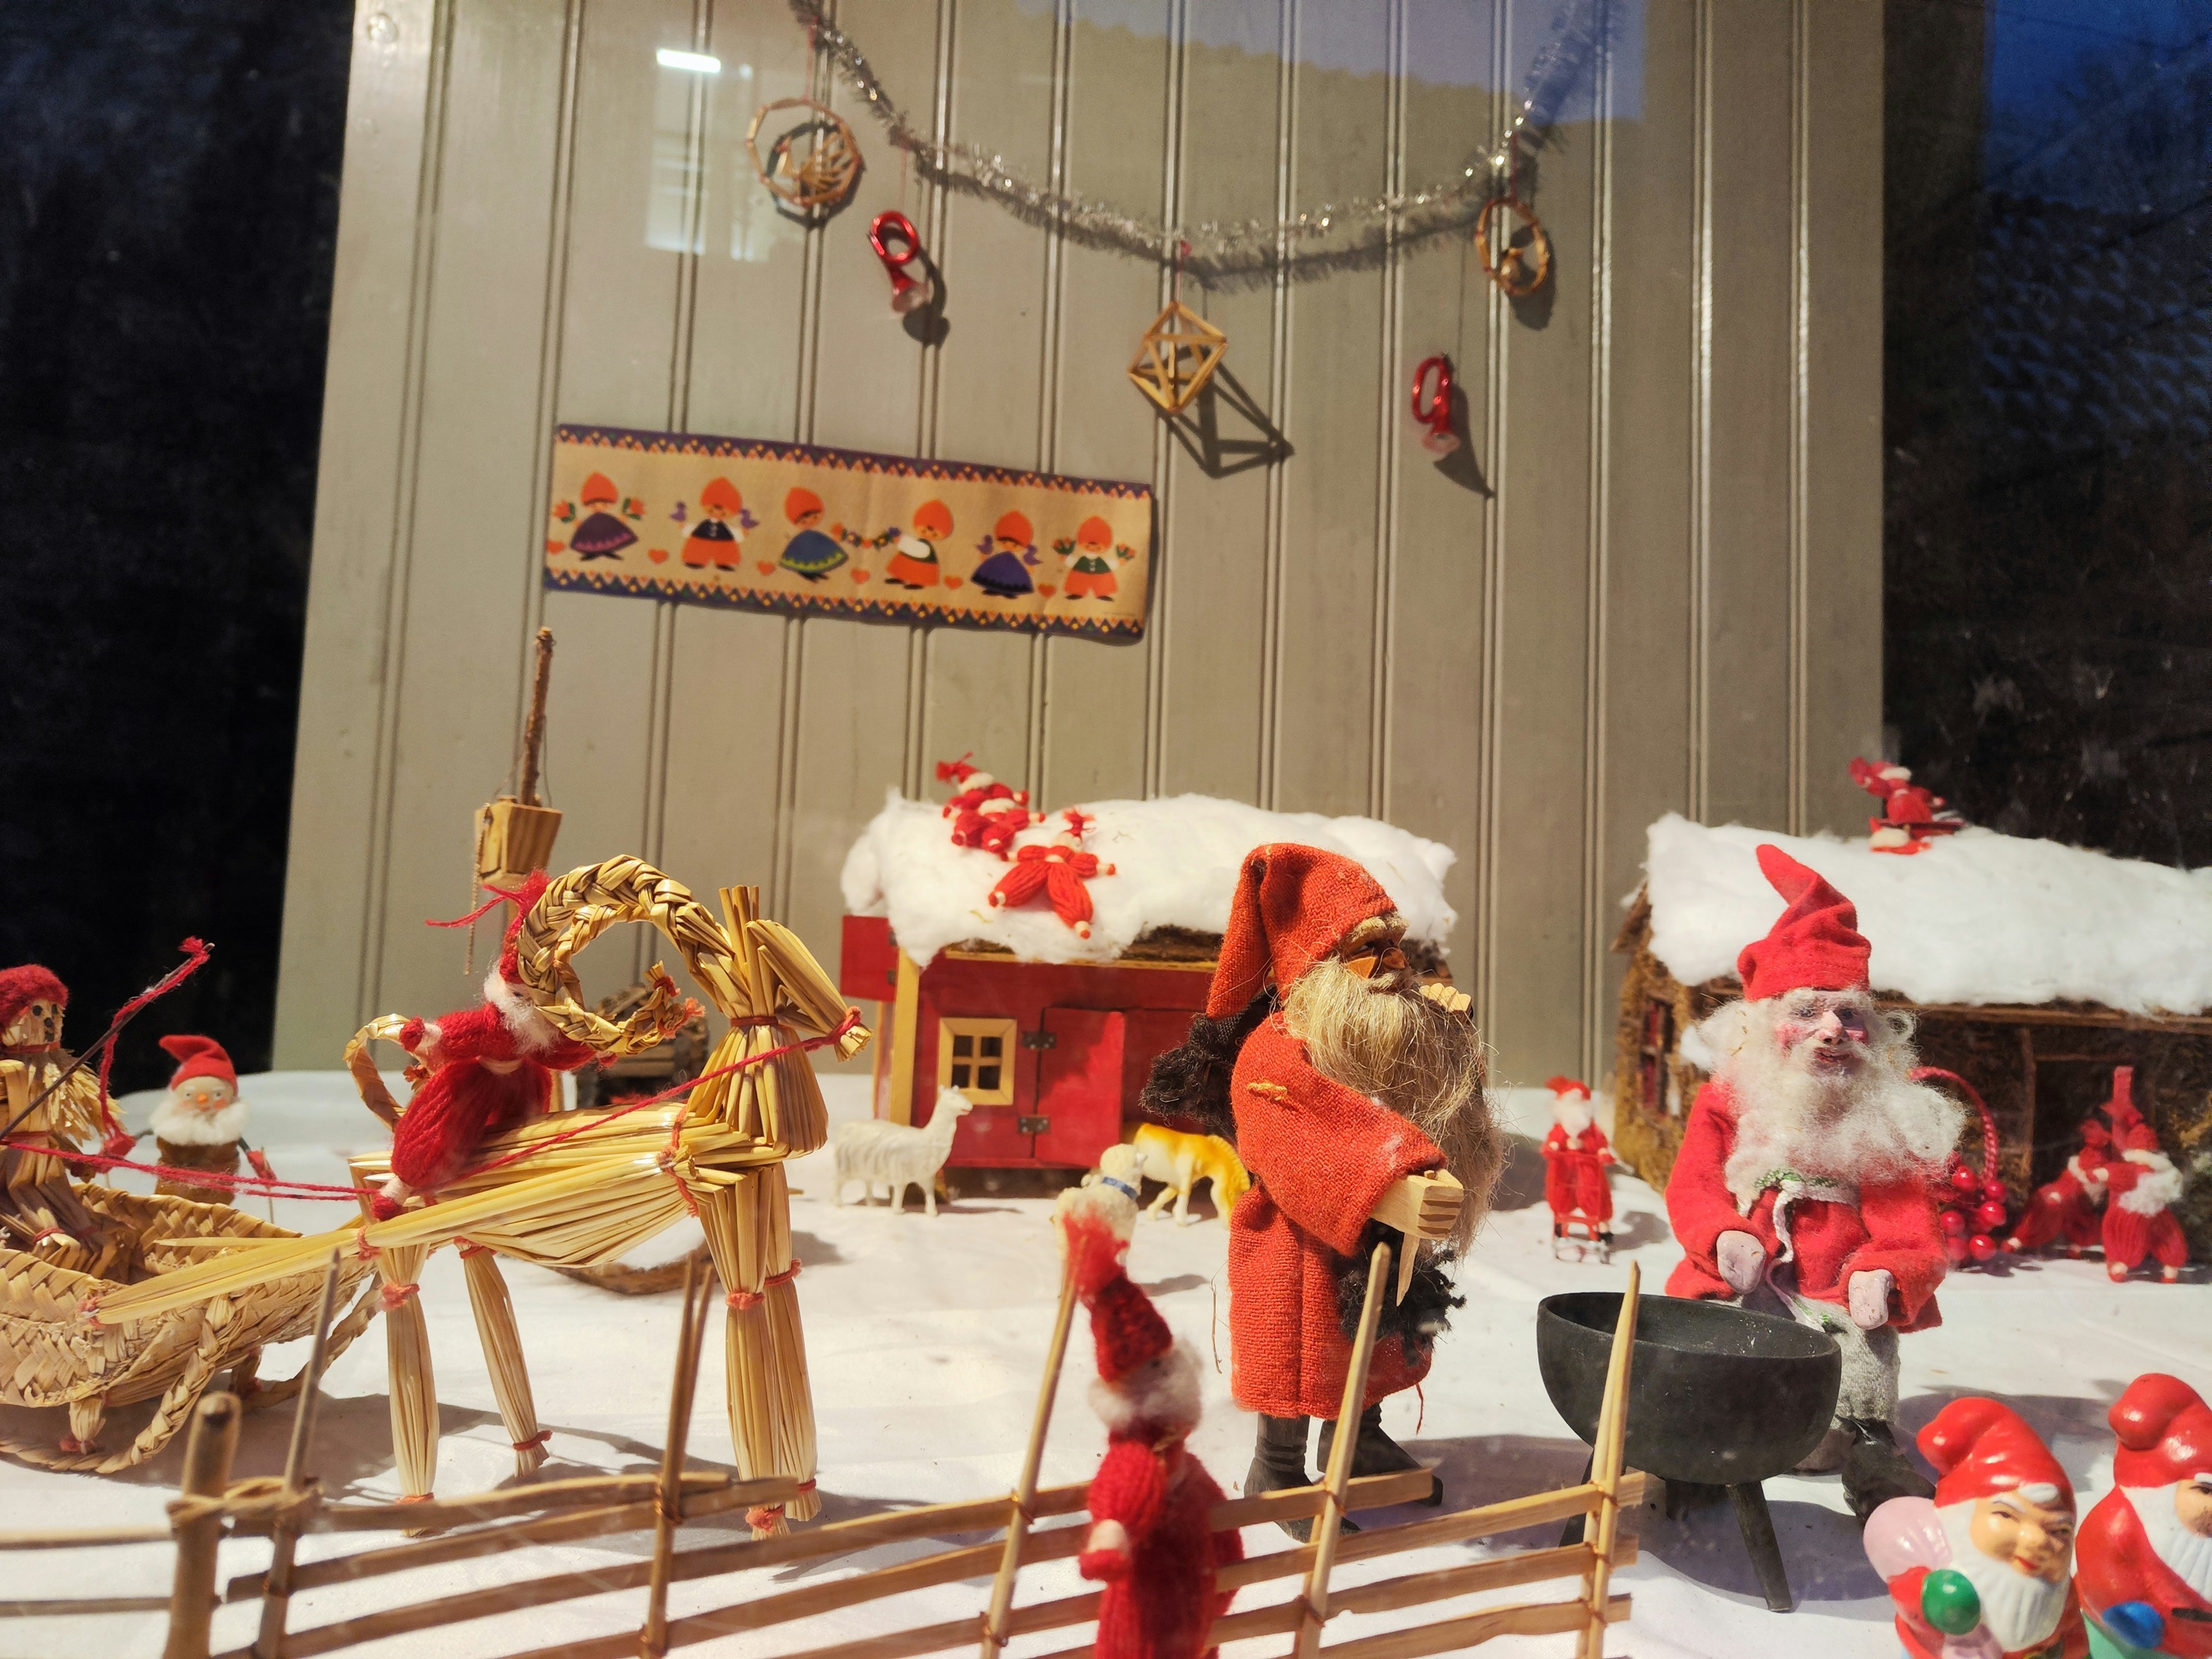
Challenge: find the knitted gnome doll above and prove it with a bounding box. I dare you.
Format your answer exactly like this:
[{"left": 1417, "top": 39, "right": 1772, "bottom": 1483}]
[
  {"left": 937, "top": 756, "right": 1036, "bottom": 855},
  {"left": 376, "top": 874, "right": 616, "bottom": 1213},
  {"left": 1057, "top": 1185, "right": 1241, "bottom": 1659},
  {"left": 1665, "top": 844, "right": 1960, "bottom": 1518},
  {"left": 2006, "top": 1087, "right": 2116, "bottom": 1261},
  {"left": 1865, "top": 1398, "right": 2088, "bottom": 1659},
  {"left": 2077, "top": 1373, "right": 2212, "bottom": 1658},
  {"left": 1541, "top": 1075, "right": 1615, "bottom": 1260},
  {"left": 2100, "top": 1093, "right": 2188, "bottom": 1285},
  {"left": 149, "top": 1035, "right": 254, "bottom": 1202},
  {"left": 1140, "top": 845, "right": 1501, "bottom": 1533},
  {"left": 988, "top": 811, "right": 1116, "bottom": 939}
]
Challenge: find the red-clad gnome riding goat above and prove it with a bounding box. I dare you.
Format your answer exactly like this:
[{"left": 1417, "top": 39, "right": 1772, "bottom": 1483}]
[
  {"left": 1058, "top": 1180, "right": 1241, "bottom": 1659},
  {"left": 1665, "top": 844, "right": 1959, "bottom": 1518},
  {"left": 2077, "top": 1373, "right": 2212, "bottom": 1658},
  {"left": 1142, "top": 845, "right": 1501, "bottom": 1537}
]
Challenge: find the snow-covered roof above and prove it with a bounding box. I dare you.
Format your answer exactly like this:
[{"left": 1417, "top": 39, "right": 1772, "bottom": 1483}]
[
  {"left": 840, "top": 791, "right": 1458, "bottom": 967},
  {"left": 1642, "top": 812, "right": 2212, "bottom": 1016}
]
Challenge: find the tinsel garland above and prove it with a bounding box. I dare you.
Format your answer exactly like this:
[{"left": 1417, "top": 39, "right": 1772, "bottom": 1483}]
[{"left": 788, "top": 0, "right": 1609, "bottom": 287}]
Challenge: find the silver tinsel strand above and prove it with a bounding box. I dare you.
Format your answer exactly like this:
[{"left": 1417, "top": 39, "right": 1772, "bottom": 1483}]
[{"left": 786, "top": 0, "right": 1608, "bottom": 287}]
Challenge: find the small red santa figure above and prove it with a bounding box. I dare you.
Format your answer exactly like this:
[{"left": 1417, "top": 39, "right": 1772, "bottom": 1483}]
[
  {"left": 937, "top": 756, "right": 1037, "bottom": 856},
  {"left": 988, "top": 810, "right": 1116, "bottom": 939},
  {"left": 1868, "top": 1397, "right": 2088, "bottom": 1659},
  {"left": 1058, "top": 1184, "right": 1241, "bottom": 1659},
  {"left": 2006, "top": 1086, "right": 2117, "bottom": 1260},
  {"left": 1665, "top": 844, "right": 1960, "bottom": 1517},
  {"left": 2100, "top": 1093, "right": 2188, "bottom": 1285},
  {"left": 1542, "top": 1075, "right": 1615, "bottom": 1261},
  {"left": 148, "top": 1035, "right": 255, "bottom": 1202},
  {"left": 1141, "top": 846, "right": 1501, "bottom": 1534},
  {"left": 2076, "top": 1373, "right": 2212, "bottom": 1658}
]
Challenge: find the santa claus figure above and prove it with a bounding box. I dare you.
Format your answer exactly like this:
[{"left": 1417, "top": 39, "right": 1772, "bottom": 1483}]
[
  {"left": 2006, "top": 1091, "right": 2116, "bottom": 1260},
  {"left": 937, "top": 756, "right": 1036, "bottom": 856},
  {"left": 376, "top": 874, "right": 645, "bottom": 1213},
  {"left": 1542, "top": 1075, "right": 1615, "bottom": 1260},
  {"left": 1665, "top": 844, "right": 1960, "bottom": 1517},
  {"left": 2077, "top": 1373, "right": 2212, "bottom": 1658},
  {"left": 2100, "top": 1095, "right": 2188, "bottom": 1285},
  {"left": 1059, "top": 1183, "right": 1241, "bottom": 1659},
  {"left": 1868, "top": 1397, "right": 2088, "bottom": 1659},
  {"left": 0, "top": 965, "right": 128, "bottom": 1275},
  {"left": 148, "top": 1035, "right": 251, "bottom": 1202},
  {"left": 1142, "top": 845, "right": 1501, "bottom": 1535}
]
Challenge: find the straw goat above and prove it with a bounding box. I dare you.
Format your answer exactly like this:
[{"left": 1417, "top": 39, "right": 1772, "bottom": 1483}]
[{"left": 833, "top": 1088, "right": 973, "bottom": 1215}]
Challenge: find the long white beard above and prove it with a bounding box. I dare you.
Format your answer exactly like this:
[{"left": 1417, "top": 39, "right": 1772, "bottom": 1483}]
[
  {"left": 1718, "top": 1006, "right": 1960, "bottom": 1213},
  {"left": 1938, "top": 1503, "right": 2069, "bottom": 1653},
  {"left": 150, "top": 1093, "right": 248, "bottom": 1146},
  {"left": 2128, "top": 1485, "right": 2212, "bottom": 1601}
]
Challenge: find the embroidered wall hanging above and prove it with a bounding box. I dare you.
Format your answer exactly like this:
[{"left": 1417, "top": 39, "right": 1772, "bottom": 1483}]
[{"left": 544, "top": 426, "right": 1153, "bottom": 639}]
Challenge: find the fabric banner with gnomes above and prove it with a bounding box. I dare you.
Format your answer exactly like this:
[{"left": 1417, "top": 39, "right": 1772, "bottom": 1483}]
[{"left": 543, "top": 425, "right": 1153, "bottom": 638}]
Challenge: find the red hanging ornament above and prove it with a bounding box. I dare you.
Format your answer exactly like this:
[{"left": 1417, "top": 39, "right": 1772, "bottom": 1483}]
[
  {"left": 869, "top": 210, "right": 933, "bottom": 315},
  {"left": 1410, "top": 354, "right": 1459, "bottom": 455}
]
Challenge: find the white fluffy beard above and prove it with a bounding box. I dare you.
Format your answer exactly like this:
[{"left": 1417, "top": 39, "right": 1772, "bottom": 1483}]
[
  {"left": 150, "top": 1091, "right": 247, "bottom": 1146},
  {"left": 1938, "top": 1503, "right": 2069, "bottom": 1652},
  {"left": 2127, "top": 1485, "right": 2212, "bottom": 1601},
  {"left": 483, "top": 967, "right": 560, "bottom": 1054},
  {"left": 1091, "top": 1342, "right": 1202, "bottom": 1437},
  {"left": 1714, "top": 1000, "right": 1961, "bottom": 1212},
  {"left": 2118, "top": 1151, "right": 2185, "bottom": 1215}
]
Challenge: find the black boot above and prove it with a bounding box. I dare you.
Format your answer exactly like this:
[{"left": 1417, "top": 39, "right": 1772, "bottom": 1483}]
[
  {"left": 1247, "top": 1414, "right": 1355, "bottom": 1541},
  {"left": 1316, "top": 1404, "right": 1444, "bottom": 1508},
  {"left": 1839, "top": 1418, "right": 1933, "bottom": 1521}
]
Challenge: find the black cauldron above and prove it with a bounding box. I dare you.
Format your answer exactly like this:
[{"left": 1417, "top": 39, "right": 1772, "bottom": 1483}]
[{"left": 1537, "top": 1290, "right": 1842, "bottom": 1612}]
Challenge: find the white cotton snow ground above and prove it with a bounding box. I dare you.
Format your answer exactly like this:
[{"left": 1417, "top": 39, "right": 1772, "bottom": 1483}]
[
  {"left": 1643, "top": 812, "right": 2212, "bottom": 1015},
  {"left": 840, "top": 791, "right": 1459, "bottom": 966},
  {"left": 3, "top": 1071, "right": 2209, "bottom": 1659}
]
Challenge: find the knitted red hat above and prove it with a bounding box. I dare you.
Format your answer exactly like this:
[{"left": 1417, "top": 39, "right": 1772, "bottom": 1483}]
[
  {"left": 159, "top": 1034, "right": 236, "bottom": 1090},
  {"left": 2104, "top": 1066, "right": 2145, "bottom": 1139},
  {"left": 1060, "top": 1207, "right": 1172, "bottom": 1384},
  {"left": 1735, "top": 845, "right": 1872, "bottom": 1001},
  {"left": 1548, "top": 1075, "right": 1591, "bottom": 1100},
  {"left": 2109, "top": 1373, "right": 2212, "bottom": 1488},
  {"left": 491, "top": 870, "right": 552, "bottom": 986},
  {"left": 1918, "top": 1398, "right": 2074, "bottom": 1511},
  {"left": 0, "top": 965, "right": 67, "bottom": 1035},
  {"left": 1206, "top": 845, "right": 1396, "bottom": 1020}
]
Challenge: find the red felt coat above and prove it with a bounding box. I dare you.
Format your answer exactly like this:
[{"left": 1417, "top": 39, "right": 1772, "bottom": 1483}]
[
  {"left": 389, "top": 1002, "right": 597, "bottom": 1194},
  {"left": 2103, "top": 1160, "right": 2190, "bottom": 1273},
  {"left": 2077, "top": 1487, "right": 2212, "bottom": 1658},
  {"left": 1889, "top": 1566, "right": 2089, "bottom": 1659},
  {"left": 1663, "top": 1077, "right": 1948, "bottom": 1330},
  {"left": 1078, "top": 1435, "right": 1242, "bottom": 1659},
  {"left": 1543, "top": 1123, "right": 1614, "bottom": 1224},
  {"left": 1226, "top": 1017, "right": 1445, "bottom": 1419}
]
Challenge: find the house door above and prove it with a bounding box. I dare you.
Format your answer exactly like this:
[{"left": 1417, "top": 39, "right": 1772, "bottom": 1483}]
[{"left": 1031, "top": 1007, "right": 1125, "bottom": 1169}]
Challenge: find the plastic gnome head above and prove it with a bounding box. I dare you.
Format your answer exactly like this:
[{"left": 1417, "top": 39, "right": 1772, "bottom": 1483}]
[
  {"left": 0, "top": 965, "right": 67, "bottom": 1051},
  {"left": 1550, "top": 1076, "right": 1594, "bottom": 1136},
  {"left": 2111, "top": 1374, "right": 2212, "bottom": 1597},
  {"left": 1919, "top": 1399, "right": 2077, "bottom": 1653},
  {"left": 151, "top": 1034, "right": 247, "bottom": 1146},
  {"left": 1715, "top": 847, "right": 1959, "bottom": 1209}
]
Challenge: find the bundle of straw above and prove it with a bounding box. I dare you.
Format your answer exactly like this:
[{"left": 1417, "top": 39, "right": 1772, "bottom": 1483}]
[
  {"left": 696, "top": 1165, "right": 817, "bottom": 1534},
  {"left": 373, "top": 1238, "right": 438, "bottom": 1501},
  {"left": 460, "top": 1247, "right": 547, "bottom": 1476}
]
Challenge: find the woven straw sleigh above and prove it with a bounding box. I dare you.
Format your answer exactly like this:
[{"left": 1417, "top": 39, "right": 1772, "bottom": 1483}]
[{"left": 59, "top": 858, "right": 865, "bottom": 1530}]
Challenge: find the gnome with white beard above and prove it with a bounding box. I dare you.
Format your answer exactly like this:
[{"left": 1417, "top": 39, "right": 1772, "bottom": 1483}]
[
  {"left": 149, "top": 1035, "right": 253, "bottom": 1202},
  {"left": 2077, "top": 1374, "right": 2212, "bottom": 1658}
]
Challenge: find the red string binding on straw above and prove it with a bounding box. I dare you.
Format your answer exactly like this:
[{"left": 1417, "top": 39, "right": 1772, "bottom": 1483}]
[{"left": 726, "top": 1260, "right": 801, "bottom": 1311}]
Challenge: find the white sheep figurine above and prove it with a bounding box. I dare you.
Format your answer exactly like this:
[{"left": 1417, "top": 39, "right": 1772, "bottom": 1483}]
[{"left": 832, "top": 1086, "right": 974, "bottom": 1216}]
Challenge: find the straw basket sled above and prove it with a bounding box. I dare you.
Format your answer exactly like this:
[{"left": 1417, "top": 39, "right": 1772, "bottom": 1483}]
[
  {"left": 0, "top": 1187, "right": 380, "bottom": 1472},
  {"left": 82, "top": 857, "right": 867, "bottom": 1532}
]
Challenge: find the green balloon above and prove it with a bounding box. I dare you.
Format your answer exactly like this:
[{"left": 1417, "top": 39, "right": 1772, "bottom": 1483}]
[{"left": 1922, "top": 1569, "right": 1983, "bottom": 1637}]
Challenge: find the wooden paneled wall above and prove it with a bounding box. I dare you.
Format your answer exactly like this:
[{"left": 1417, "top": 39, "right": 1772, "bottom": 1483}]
[{"left": 274, "top": 0, "right": 1884, "bottom": 1081}]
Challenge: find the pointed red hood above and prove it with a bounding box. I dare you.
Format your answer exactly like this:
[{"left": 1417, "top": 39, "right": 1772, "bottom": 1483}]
[{"left": 1735, "top": 844, "right": 1872, "bottom": 1002}]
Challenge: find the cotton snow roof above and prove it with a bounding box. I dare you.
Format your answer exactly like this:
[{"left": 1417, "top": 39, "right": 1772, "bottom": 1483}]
[
  {"left": 840, "top": 791, "right": 1457, "bottom": 967},
  {"left": 1643, "top": 812, "right": 2212, "bottom": 1016}
]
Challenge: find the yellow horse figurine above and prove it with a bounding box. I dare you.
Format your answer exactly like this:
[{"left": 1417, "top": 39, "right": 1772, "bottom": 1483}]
[{"left": 1131, "top": 1122, "right": 1249, "bottom": 1225}]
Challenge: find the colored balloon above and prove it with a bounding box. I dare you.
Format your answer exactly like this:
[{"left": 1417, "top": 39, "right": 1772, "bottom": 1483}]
[
  {"left": 1922, "top": 1567, "right": 1982, "bottom": 1636},
  {"left": 1863, "top": 1495, "right": 1949, "bottom": 1580}
]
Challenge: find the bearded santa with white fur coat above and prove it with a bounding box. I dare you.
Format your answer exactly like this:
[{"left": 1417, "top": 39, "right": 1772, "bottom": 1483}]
[
  {"left": 1665, "top": 843, "right": 1960, "bottom": 1518},
  {"left": 149, "top": 1035, "right": 253, "bottom": 1202},
  {"left": 2077, "top": 1374, "right": 2212, "bottom": 1658}
]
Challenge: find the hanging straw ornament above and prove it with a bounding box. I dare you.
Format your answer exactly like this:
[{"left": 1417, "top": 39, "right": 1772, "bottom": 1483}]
[
  {"left": 868, "top": 210, "right": 933, "bottom": 314},
  {"left": 1128, "top": 243, "right": 1226, "bottom": 415},
  {"left": 746, "top": 96, "right": 862, "bottom": 212},
  {"left": 1410, "top": 355, "right": 1459, "bottom": 455},
  {"left": 1475, "top": 132, "right": 1552, "bottom": 298}
]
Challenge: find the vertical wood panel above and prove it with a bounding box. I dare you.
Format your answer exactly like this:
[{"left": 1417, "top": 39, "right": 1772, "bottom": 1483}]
[{"left": 1701, "top": 0, "right": 1794, "bottom": 832}]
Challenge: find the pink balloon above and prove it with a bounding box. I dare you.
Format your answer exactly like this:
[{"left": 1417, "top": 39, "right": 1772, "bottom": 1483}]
[{"left": 1864, "top": 1496, "right": 1950, "bottom": 1581}]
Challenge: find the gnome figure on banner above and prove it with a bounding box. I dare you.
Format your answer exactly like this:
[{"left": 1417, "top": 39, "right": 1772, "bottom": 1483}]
[
  {"left": 1543, "top": 1075, "right": 1616, "bottom": 1262},
  {"left": 2006, "top": 1086, "right": 2118, "bottom": 1262},
  {"left": 937, "top": 756, "right": 1036, "bottom": 857},
  {"left": 1864, "top": 1398, "right": 2089, "bottom": 1659},
  {"left": 776, "top": 487, "right": 847, "bottom": 583},
  {"left": 683, "top": 476, "right": 753, "bottom": 575},
  {"left": 1666, "top": 844, "right": 1961, "bottom": 1518},
  {"left": 2101, "top": 1084, "right": 2188, "bottom": 1284},
  {"left": 1056, "top": 1173, "right": 1241, "bottom": 1659},
  {"left": 1141, "top": 846, "right": 1503, "bottom": 1534},
  {"left": 148, "top": 1035, "right": 270, "bottom": 1202},
  {"left": 971, "top": 510, "right": 1039, "bottom": 599},
  {"left": 2077, "top": 1373, "right": 2212, "bottom": 1658},
  {"left": 883, "top": 499, "right": 952, "bottom": 590}
]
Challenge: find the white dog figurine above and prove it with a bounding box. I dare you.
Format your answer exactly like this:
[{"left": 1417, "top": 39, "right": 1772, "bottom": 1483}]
[{"left": 832, "top": 1086, "right": 973, "bottom": 1216}]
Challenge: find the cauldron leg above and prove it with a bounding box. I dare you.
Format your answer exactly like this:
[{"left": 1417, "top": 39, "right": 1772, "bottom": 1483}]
[
  {"left": 1559, "top": 1452, "right": 1593, "bottom": 1545},
  {"left": 1728, "top": 1482, "right": 1794, "bottom": 1613}
]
